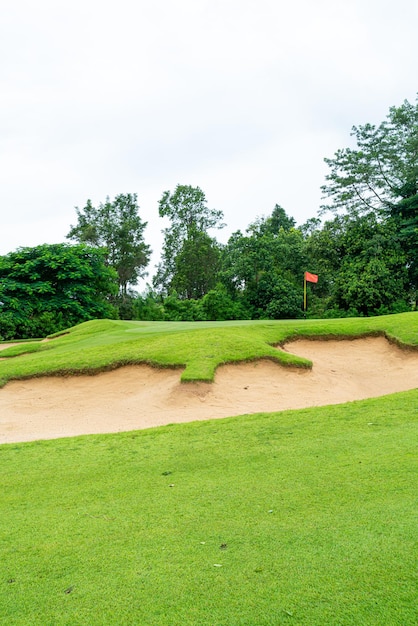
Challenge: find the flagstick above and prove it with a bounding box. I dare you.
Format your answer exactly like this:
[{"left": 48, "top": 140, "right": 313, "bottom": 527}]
[{"left": 303, "top": 274, "right": 307, "bottom": 315}]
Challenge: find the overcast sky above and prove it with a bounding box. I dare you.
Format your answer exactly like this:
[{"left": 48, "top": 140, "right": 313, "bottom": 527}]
[{"left": 1, "top": 0, "right": 417, "bottom": 282}]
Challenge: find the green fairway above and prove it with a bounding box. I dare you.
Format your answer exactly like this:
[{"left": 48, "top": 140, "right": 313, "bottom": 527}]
[
  {"left": 0, "top": 313, "right": 417, "bottom": 624},
  {"left": 1, "top": 393, "right": 417, "bottom": 625}
]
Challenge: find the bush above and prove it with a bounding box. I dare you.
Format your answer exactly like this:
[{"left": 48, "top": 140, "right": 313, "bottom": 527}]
[
  {"left": 201, "top": 285, "right": 250, "bottom": 320},
  {"left": 265, "top": 279, "right": 303, "bottom": 319},
  {"left": 162, "top": 293, "right": 206, "bottom": 321}
]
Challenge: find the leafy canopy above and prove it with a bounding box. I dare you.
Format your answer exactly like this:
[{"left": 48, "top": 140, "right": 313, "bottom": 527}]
[
  {"left": 321, "top": 95, "right": 418, "bottom": 216},
  {"left": 0, "top": 243, "right": 117, "bottom": 339},
  {"left": 219, "top": 206, "right": 306, "bottom": 318},
  {"left": 67, "top": 193, "right": 151, "bottom": 296},
  {"left": 154, "top": 184, "right": 224, "bottom": 297}
]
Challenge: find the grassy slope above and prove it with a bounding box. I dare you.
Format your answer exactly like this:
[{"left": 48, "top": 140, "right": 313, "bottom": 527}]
[
  {"left": 1, "top": 312, "right": 418, "bottom": 386},
  {"left": 0, "top": 312, "right": 417, "bottom": 624}
]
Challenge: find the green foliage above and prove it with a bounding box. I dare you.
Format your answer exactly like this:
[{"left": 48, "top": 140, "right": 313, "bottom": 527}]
[
  {"left": 220, "top": 207, "right": 307, "bottom": 318},
  {"left": 161, "top": 292, "right": 206, "bottom": 321},
  {"left": 391, "top": 193, "right": 418, "bottom": 291},
  {"left": 322, "top": 95, "right": 418, "bottom": 216},
  {"left": 154, "top": 185, "right": 224, "bottom": 297},
  {"left": 334, "top": 257, "right": 408, "bottom": 316},
  {"left": 0, "top": 392, "right": 417, "bottom": 624},
  {"left": 7, "top": 96, "right": 418, "bottom": 325},
  {"left": 131, "top": 290, "right": 165, "bottom": 321},
  {"left": 0, "top": 244, "right": 117, "bottom": 339},
  {"left": 306, "top": 213, "right": 410, "bottom": 315},
  {"left": 247, "top": 203, "right": 296, "bottom": 235},
  {"left": 320, "top": 95, "right": 418, "bottom": 299},
  {"left": 265, "top": 279, "right": 303, "bottom": 319},
  {"left": 200, "top": 284, "right": 250, "bottom": 321},
  {"left": 170, "top": 228, "right": 221, "bottom": 299},
  {"left": 67, "top": 193, "right": 151, "bottom": 296},
  {"left": 130, "top": 286, "right": 248, "bottom": 322}
]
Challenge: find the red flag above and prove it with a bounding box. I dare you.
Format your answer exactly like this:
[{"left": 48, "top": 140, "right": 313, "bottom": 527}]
[{"left": 305, "top": 271, "right": 318, "bottom": 284}]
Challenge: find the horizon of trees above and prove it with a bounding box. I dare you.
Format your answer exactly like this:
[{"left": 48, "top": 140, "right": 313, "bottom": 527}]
[{"left": 1, "top": 95, "right": 417, "bottom": 338}]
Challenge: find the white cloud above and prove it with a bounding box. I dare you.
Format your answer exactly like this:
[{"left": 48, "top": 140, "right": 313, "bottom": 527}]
[{"left": 1, "top": 0, "right": 417, "bottom": 271}]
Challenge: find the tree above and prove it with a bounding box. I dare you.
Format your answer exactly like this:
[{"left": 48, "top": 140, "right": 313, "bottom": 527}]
[
  {"left": 219, "top": 206, "right": 306, "bottom": 318},
  {"left": 200, "top": 284, "right": 249, "bottom": 320},
  {"left": 265, "top": 279, "right": 302, "bottom": 319},
  {"left": 332, "top": 215, "right": 409, "bottom": 315},
  {"left": 170, "top": 228, "right": 221, "bottom": 299},
  {"left": 67, "top": 193, "right": 151, "bottom": 297},
  {"left": 305, "top": 213, "right": 410, "bottom": 316},
  {"left": 153, "top": 184, "right": 224, "bottom": 297},
  {"left": 321, "top": 96, "right": 418, "bottom": 297},
  {"left": 390, "top": 192, "right": 418, "bottom": 294},
  {"left": 249, "top": 204, "right": 296, "bottom": 236},
  {"left": 321, "top": 96, "right": 418, "bottom": 217},
  {"left": 0, "top": 243, "right": 118, "bottom": 339}
]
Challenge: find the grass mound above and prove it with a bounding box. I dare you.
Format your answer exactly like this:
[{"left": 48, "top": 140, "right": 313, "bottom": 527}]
[{"left": 1, "top": 312, "right": 418, "bottom": 386}]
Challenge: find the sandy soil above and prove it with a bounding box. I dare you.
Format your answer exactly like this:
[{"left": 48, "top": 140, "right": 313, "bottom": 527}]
[{"left": 1, "top": 336, "right": 417, "bottom": 444}]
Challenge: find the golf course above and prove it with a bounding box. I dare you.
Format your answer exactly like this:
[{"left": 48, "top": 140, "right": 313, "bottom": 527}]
[{"left": 1, "top": 313, "right": 417, "bottom": 624}]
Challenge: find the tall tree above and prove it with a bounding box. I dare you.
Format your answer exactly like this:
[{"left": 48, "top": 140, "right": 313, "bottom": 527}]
[
  {"left": 153, "top": 184, "right": 224, "bottom": 297},
  {"left": 321, "top": 96, "right": 418, "bottom": 217},
  {"left": 249, "top": 204, "right": 296, "bottom": 236},
  {"left": 389, "top": 190, "right": 418, "bottom": 294},
  {"left": 321, "top": 96, "right": 418, "bottom": 295},
  {"left": 219, "top": 206, "right": 306, "bottom": 318},
  {"left": 67, "top": 193, "right": 151, "bottom": 297},
  {"left": 170, "top": 227, "right": 221, "bottom": 299},
  {"left": 0, "top": 243, "right": 117, "bottom": 339},
  {"left": 305, "top": 213, "right": 410, "bottom": 315}
]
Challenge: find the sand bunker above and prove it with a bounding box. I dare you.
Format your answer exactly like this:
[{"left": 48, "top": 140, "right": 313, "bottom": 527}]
[{"left": 1, "top": 336, "right": 418, "bottom": 443}]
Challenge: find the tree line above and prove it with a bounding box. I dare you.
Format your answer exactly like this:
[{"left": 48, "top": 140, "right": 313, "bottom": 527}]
[{"left": 1, "top": 96, "right": 417, "bottom": 339}]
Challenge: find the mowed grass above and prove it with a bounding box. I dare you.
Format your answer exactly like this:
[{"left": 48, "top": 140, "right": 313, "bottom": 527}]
[
  {"left": 0, "top": 313, "right": 417, "bottom": 624},
  {"left": 1, "top": 311, "right": 418, "bottom": 385},
  {"left": 1, "top": 393, "right": 417, "bottom": 625}
]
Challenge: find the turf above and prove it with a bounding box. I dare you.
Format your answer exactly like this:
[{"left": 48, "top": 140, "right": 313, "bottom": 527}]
[
  {"left": 1, "top": 312, "right": 417, "bottom": 624},
  {"left": 1, "top": 312, "right": 418, "bottom": 386},
  {"left": 0, "top": 392, "right": 417, "bottom": 625}
]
